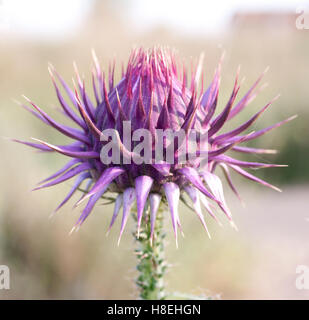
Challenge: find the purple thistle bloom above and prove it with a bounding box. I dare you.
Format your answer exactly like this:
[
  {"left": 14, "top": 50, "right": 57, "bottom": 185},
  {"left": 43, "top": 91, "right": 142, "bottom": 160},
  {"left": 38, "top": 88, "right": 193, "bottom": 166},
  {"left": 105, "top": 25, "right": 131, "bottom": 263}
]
[{"left": 16, "top": 47, "right": 295, "bottom": 245}]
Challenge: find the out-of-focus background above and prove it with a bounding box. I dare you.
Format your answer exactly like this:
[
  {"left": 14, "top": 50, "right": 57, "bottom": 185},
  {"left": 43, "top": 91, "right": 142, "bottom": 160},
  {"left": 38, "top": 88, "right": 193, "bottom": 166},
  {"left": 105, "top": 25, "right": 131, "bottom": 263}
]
[{"left": 0, "top": 0, "right": 309, "bottom": 299}]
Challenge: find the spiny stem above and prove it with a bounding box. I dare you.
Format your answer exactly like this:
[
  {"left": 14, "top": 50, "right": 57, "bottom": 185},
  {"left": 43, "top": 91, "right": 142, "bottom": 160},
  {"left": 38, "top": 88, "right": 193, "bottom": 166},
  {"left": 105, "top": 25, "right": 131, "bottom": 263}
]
[{"left": 134, "top": 206, "right": 167, "bottom": 300}]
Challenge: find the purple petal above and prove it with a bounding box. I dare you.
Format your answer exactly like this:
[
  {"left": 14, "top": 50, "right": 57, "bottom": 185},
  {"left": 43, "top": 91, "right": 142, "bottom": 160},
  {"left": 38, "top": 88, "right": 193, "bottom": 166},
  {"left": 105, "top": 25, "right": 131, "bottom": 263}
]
[
  {"left": 75, "top": 178, "right": 93, "bottom": 205},
  {"left": 202, "top": 133, "right": 252, "bottom": 158},
  {"left": 199, "top": 191, "right": 222, "bottom": 225},
  {"left": 156, "top": 95, "right": 170, "bottom": 129},
  {"left": 177, "top": 167, "right": 218, "bottom": 203},
  {"left": 107, "top": 193, "right": 123, "bottom": 234},
  {"left": 48, "top": 64, "right": 78, "bottom": 109},
  {"left": 12, "top": 139, "right": 53, "bottom": 152},
  {"left": 14, "top": 140, "right": 83, "bottom": 153},
  {"left": 214, "top": 154, "right": 287, "bottom": 169},
  {"left": 135, "top": 176, "right": 154, "bottom": 236},
  {"left": 91, "top": 69, "right": 100, "bottom": 106},
  {"left": 184, "top": 185, "right": 211, "bottom": 238},
  {"left": 54, "top": 172, "right": 91, "bottom": 212},
  {"left": 135, "top": 82, "right": 147, "bottom": 128},
  {"left": 149, "top": 193, "right": 162, "bottom": 244},
  {"left": 75, "top": 184, "right": 108, "bottom": 227},
  {"left": 20, "top": 103, "right": 49, "bottom": 124},
  {"left": 200, "top": 58, "right": 222, "bottom": 128},
  {"left": 102, "top": 80, "right": 116, "bottom": 124},
  {"left": 32, "top": 139, "right": 99, "bottom": 159},
  {"left": 208, "top": 75, "right": 239, "bottom": 137},
  {"left": 201, "top": 91, "right": 218, "bottom": 130},
  {"left": 74, "top": 90, "right": 102, "bottom": 139},
  {"left": 219, "top": 163, "right": 242, "bottom": 203},
  {"left": 81, "top": 83, "right": 95, "bottom": 121},
  {"left": 151, "top": 161, "right": 171, "bottom": 176},
  {"left": 231, "top": 146, "right": 277, "bottom": 154},
  {"left": 201, "top": 171, "right": 232, "bottom": 219},
  {"left": 213, "top": 95, "right": 279, "bottom": 143},
  {"left": 78, "top": 167, "right": 125, "bottom": 204},
  {"left": 228, "top": 69, "right": 268, "bottom": 120},
  {"left": 38, "top": 159, "right": 80, "bottom": 185},
  {"left": 24, "top": 96, "right": 89, "bottom": 144},
  {"left": 181, "top": 93, "right": 198, "bottom": 133},
  {"left": 33, "top": 162, "right": 91, "bottom": 190},
  {"left": 201, "top": 62, "right": 221, "bottom": 111},
  {"left": 49, "top": 67, "right": 86, "bottom": 129},
  {"left": 118, "top": 188, "right": 136, "bottom": 245},
  {"left": 163, "top": 182, "right": 180, "bottom": 247},
  {"left": 229, "top": 164, "right": 282, "bottom": 192},
  {"left": 228, "top": 115, "right": 297, "bottom": 144}
]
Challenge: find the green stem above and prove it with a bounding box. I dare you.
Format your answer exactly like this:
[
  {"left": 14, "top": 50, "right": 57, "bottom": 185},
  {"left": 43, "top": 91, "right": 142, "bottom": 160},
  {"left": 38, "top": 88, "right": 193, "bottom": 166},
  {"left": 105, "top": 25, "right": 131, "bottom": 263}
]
[{"left": 134, "top": 207, "right": 167, "bottom": 300}]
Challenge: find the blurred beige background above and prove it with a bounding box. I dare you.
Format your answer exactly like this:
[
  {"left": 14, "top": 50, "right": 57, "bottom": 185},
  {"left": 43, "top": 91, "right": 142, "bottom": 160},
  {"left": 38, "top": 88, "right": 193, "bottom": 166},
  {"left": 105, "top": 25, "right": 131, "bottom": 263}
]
[{"left": 0, "top": 0, "right": 309, "bottom": 299}]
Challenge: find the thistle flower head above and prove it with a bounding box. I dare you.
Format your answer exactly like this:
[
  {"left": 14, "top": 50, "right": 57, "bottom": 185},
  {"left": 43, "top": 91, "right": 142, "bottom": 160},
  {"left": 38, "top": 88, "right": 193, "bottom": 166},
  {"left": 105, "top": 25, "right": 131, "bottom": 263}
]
[{"left": 16, "top": 47, "right": 295, "bottom": 246}]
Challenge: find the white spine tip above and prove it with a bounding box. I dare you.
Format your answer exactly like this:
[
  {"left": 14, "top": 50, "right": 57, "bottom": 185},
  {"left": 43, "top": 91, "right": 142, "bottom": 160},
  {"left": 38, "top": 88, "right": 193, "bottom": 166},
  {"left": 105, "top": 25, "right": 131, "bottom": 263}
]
[
  {"left": 69, "top": 226, "right": 76, "bottom": 235},
  {"left": 22, "top": 94, "right": 30, "bottom": 102},
  {"left": 206, "top": 230, "right": 211, "bottom": 240},
  {"left": 230, "top": 221, "right": 238, "bottom": 231},
  {"left": 136, "top": 224, "right": 141, "bottom": 239},
  {"left": 11, "top": 98, "right": 21, "bottom": 105},
  {"left": 48, "top": 212, "right": 56, "bottom": 220},
  {"left": 240, "top": 200, "right": 246, "bottom": 208}
]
